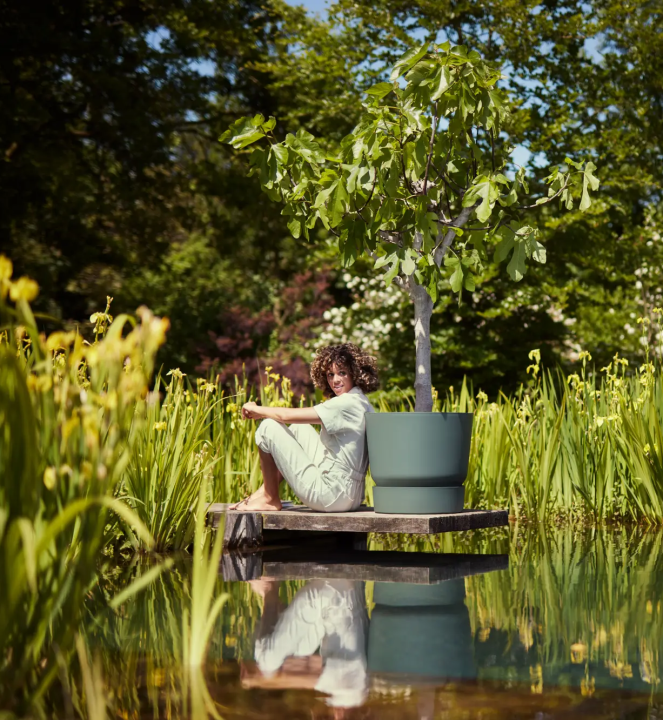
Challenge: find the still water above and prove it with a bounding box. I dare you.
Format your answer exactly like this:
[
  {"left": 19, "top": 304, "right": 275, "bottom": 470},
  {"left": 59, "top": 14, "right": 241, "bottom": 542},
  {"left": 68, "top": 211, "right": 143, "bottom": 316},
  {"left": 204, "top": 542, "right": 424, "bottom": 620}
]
[{"left": 89, "top": 526, "right": 663, "bottom": 719}]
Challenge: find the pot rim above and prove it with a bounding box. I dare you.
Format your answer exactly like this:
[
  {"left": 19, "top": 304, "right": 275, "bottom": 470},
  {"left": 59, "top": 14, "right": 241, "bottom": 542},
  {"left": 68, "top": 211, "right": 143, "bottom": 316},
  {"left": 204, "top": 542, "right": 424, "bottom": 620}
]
[{"left": 366, "top": 411, "right": 474, "bottom": 417}]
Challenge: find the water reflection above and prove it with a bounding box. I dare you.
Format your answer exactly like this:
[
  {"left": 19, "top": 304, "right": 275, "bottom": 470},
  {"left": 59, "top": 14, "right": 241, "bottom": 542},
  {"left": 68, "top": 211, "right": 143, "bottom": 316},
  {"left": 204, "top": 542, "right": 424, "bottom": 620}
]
[
  {"left": 84, "top": 527, "right": 663, "bottom": 719},
  {"left": 232, "top": 549, "right": 504, "bottom": 709},
  {"left": 368, "top": 578, "right": 475, "bottom": 681},
  {"left": 243, "top": 578, "right": 368, "bottom": 707}
]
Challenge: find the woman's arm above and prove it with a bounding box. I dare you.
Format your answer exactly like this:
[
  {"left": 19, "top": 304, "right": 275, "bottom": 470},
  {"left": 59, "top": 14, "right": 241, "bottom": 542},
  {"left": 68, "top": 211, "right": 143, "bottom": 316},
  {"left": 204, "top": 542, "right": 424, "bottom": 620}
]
[{"left": 241, "top": 401, "right": 321, "bottom": 425}]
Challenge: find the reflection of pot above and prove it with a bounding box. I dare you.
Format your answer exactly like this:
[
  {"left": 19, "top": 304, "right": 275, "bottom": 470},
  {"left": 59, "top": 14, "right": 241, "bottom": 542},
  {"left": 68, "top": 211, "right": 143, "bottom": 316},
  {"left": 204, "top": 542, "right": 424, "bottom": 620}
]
[
  {"left": 365, "top": 412, "right": 473, "bottom": 514},
  {"left": 367, "top": 579, "right": 476, "bottom": 681}
]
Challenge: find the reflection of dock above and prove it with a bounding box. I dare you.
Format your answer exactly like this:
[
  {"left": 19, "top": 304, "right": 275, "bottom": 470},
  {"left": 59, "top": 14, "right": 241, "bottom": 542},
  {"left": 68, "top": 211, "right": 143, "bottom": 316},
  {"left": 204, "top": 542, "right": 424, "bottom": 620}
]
[
  {"left": 221, "top": 547, "right": 508, "bottom": 583},
  {"left": 208, "top": 502, "right": 508, "bottom": 550}
]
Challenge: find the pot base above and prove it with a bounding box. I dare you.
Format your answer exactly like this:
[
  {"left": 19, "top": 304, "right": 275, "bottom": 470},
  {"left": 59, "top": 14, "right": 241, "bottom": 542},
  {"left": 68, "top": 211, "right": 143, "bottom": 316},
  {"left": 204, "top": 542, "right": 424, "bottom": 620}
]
[{"left": 373, "top": 486, "right": 465, "bottom": 514}]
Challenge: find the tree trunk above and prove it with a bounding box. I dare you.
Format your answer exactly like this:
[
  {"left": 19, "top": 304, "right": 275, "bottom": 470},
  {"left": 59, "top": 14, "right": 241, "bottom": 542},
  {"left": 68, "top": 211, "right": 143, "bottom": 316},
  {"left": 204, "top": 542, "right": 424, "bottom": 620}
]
[{"left": 411, "top": 282, "right": 434, "bottom": 412}]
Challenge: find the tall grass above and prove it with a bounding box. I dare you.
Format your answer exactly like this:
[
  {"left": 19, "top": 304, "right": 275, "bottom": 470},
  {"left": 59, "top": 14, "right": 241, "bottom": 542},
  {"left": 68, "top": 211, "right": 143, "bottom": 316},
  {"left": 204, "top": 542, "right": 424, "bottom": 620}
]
[
  {"left": 0, "top": 264, "right": 162, "bottom": 713},
  {"left": 122, "top": 374, "right": 220, "bottom": 551}
]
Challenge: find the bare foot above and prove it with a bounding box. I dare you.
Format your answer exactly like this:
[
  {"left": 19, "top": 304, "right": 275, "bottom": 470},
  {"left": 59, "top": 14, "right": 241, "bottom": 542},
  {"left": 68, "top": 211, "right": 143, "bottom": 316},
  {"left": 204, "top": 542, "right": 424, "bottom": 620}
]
[{"left": 229, "top": 487, "right": 282, "bottom": 512}]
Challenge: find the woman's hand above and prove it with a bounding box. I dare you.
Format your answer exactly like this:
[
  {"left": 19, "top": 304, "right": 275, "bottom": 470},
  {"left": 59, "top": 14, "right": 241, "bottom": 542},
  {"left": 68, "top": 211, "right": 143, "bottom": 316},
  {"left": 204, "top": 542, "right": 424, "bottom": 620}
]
[{"left": 241, "top": 401, "right": 263, "bottom": 420}]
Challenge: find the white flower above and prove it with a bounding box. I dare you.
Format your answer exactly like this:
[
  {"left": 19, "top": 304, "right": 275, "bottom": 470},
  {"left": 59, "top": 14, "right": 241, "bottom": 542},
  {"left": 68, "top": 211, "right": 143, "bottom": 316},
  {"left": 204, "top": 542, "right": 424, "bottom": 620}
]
[{"left": 635, "top": 281, "right": 643, "bottom": 290}]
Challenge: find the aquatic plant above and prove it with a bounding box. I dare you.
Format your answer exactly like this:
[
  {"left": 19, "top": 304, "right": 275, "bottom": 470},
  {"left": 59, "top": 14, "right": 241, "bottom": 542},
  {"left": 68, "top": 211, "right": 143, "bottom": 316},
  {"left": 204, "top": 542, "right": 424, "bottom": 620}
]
[
  {"left": 122, "top": 373, "right": 221, "bottom": 551},
  {"left": 0, "top": 259, "right": 162, "bottom": 713}
]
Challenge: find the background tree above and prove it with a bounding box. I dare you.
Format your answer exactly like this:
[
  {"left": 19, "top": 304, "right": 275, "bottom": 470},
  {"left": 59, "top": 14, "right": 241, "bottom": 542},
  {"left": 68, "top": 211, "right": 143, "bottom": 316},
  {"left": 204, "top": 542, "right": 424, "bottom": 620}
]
[
  {"left": 3, "top": 0, "right": 661, "bottom": 395},
  {"left": 0, "top": 0, "right": 360, "bottom": 383}
]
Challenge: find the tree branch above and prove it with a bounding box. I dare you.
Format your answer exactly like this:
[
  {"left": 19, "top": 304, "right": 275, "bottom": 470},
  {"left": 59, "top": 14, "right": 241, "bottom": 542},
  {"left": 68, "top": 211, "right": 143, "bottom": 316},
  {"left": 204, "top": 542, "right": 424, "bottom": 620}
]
[
  {"left": 514, "top": 177, "right": 570, "bottom": 210},
  {"left": 433, "top": 202, "right": 479, "bottom": 267},
  {"left": 378, "top": 230, "right": 403, "bottom": 247},
  {"left": 357, "top": 167, "right": 378, "bottom": 213}
]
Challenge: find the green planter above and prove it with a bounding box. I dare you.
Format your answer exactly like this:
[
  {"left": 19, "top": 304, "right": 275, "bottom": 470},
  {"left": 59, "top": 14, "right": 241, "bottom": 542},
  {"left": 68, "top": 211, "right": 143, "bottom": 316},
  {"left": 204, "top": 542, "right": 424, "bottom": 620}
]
[{"left": 365, "top": 412, "right": 473, "bottom": 514}]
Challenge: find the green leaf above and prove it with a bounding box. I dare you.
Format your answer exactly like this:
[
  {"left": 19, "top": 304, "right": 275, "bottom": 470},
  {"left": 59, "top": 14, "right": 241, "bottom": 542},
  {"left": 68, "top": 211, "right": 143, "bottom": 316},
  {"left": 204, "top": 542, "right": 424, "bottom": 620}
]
[
  {"left": 366, "top": 82, "right": 394, "bottom": 98},
  {"left": 286, "top": 129, "right": 324, "bottom": 163},
  {"left": 390, "top": 40, "right": 430, "bottom": 81},
  {"left": 585, "top": 161, "right": 600, "bottom": 190},
  {"left": 580, "top": 161, "right": 600, "bottom": 211},
  {"left": 494, "top": 235, "right": 514, "bottom": 263},
  {"left": 384, "top": 259, "right": 401, "bottom": 286},
  {"left": 463, "top": 273, "right": 476, "bottom": 291},
  {"left": 329, "top": 181, "right": 348, "bottom": 226},
  {"left": 341, "top": 221, "right": 364, "bottom": 267},
  {"left": 430, "top": 66, "right": 452, "bottom": 101},
  {"left": 287, "top": 216, "right": 302, "bottom": 239},
  {"left": 506, "top": 239, "right": 527, "bottom": 281},
  {"left": 449, "top": 264, "right": 464, "bottom": 293},
  {"left": 220, "top": 117, "right": 265, "bottom": 149},
  {"left": 488, "top": 89, "right": 508, "bottom": 118},
  {"left": 313, "top": 184, "right": 336, "bottom": 209},
  {"left": 463, "top": 175, "right": 499, "bottom": 223},
  {"left": 402, "top": 253, "right": 416, "bottom": 276},
  {"left": 272, "top": 144, "right": 288, "bottom": 164},
  {"left": 375, "top": 251, "right": 396, "bottom": 270},
  {"left": 529, "top": 238, "right": 547, "bottom": 263}
]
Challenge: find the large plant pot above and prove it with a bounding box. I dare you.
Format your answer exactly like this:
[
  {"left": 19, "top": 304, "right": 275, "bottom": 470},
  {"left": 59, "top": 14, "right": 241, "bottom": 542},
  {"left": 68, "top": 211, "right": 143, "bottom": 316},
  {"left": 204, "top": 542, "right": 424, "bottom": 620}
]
[{"left": 365, "top": 412, "right": 473, "bottom": 514}]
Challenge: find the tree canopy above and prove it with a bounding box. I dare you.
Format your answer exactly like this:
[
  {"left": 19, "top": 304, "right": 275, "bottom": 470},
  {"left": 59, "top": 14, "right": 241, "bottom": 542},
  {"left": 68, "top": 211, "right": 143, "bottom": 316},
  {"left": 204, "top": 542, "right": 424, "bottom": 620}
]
[{"left": 2, "top": 0, "right": 662, "bottom": 395}]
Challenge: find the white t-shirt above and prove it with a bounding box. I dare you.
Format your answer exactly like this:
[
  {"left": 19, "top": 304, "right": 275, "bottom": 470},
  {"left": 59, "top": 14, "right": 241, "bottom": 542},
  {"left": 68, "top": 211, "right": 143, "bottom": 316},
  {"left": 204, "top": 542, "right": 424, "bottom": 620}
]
[{"left": 314, "top": 387, "right": 375, "bottom": 478}]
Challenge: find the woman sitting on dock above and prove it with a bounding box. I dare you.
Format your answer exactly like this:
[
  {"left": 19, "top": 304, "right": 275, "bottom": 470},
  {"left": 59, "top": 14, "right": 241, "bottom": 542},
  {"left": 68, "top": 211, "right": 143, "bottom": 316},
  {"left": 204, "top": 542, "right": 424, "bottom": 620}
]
[{"left": 230, "top": 343, "right": 378, "bottom": 513}]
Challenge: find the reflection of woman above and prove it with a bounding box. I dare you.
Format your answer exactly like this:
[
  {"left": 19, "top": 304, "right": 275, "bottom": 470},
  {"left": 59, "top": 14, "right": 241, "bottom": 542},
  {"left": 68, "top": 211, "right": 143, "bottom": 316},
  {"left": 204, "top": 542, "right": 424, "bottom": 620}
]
[
  {"left": 245, "top": 578, "right": 369, "bottom": 709},
  {"left": 230, "top": 344, "right": 378, "bottom": 512}
]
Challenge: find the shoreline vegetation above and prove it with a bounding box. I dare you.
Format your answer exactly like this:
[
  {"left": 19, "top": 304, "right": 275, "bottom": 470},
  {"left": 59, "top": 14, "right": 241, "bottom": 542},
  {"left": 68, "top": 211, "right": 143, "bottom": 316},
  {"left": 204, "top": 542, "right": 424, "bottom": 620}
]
[
  {"left": 3, "top": 262, "right": 663, "bottom": 713},
  {"left": 4, "top": 263, "right": 663, "bottom": 538}
]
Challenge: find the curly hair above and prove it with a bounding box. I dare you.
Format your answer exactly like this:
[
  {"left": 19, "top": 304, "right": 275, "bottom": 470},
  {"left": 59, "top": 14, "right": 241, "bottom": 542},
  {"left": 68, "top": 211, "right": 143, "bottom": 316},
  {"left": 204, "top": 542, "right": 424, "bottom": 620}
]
[{"left": 310, "top": 343, "right": 380, "bottom": 398}]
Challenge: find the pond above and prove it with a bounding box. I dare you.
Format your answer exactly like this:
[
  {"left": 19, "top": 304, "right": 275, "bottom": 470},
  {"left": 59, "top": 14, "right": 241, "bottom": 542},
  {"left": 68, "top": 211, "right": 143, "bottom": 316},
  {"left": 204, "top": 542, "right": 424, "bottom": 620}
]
[{"left": 86, "top": 525, "right": 663, "bottom": 719}]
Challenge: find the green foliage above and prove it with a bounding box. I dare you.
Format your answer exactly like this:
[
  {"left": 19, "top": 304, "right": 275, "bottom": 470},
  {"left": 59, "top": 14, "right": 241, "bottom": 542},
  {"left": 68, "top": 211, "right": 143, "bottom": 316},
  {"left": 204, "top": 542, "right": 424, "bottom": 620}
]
[
  {"left": 224, "top": 43, "right": 597, "bottom": 308},
  {"left": 122, "top": 374, "right": 220, "bottom": 552},
  {"left": 0, "top": 261, "right": 161, "bottom": 713}
]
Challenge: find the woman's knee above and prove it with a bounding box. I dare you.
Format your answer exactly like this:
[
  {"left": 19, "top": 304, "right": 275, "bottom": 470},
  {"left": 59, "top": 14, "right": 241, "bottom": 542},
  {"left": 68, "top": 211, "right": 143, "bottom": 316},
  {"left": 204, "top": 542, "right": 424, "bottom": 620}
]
[{"left": 255, "top": 418, "right": 285, "bottom": 451}]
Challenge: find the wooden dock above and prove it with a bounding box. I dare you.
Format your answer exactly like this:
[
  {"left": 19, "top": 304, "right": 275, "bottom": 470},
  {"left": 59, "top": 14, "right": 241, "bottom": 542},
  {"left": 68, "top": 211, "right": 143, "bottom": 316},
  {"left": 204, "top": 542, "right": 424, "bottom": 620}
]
[{"left": 208, "top": 503, "right": 508, "bottom": 551}]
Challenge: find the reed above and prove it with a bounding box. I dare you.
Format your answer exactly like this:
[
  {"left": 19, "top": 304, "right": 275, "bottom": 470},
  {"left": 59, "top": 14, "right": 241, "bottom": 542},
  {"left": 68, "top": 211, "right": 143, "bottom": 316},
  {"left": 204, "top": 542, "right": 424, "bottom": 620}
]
[
  {"left": 0, "top": 262, "right": 162, "bottom": 713},
  {"left": 115, "top": 321, "right": 663, "bottom": 526},
  {"left": 121, "top": 373, "right": 221, "bottom": 551}
]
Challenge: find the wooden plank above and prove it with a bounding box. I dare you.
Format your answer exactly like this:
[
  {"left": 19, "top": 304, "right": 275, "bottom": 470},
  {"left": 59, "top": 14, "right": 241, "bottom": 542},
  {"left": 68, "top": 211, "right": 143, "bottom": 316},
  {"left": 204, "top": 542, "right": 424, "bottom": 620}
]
[
  {"left": 223, "top": 511, "right": 263, "bottom": 550},
  {"left": 259, "top": 550, "right": 508, "bottom": 584},
  {"left": 208, "top": 503, "right": 508, "bottom": 542}
]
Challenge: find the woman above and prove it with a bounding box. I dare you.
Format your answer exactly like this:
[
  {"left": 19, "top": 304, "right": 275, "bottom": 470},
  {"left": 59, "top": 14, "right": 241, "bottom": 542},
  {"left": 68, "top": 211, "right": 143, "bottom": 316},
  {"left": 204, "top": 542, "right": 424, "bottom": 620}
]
[{"left": 230, "top": 343, "right": 379, "bottom": 512}]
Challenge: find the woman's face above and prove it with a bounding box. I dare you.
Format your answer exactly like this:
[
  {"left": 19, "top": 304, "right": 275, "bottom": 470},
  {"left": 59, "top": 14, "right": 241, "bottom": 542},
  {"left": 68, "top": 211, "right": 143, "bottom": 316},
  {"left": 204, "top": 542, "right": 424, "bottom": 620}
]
[{"left": 327, "top": 363, "right": 354, "bottom": 396}]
